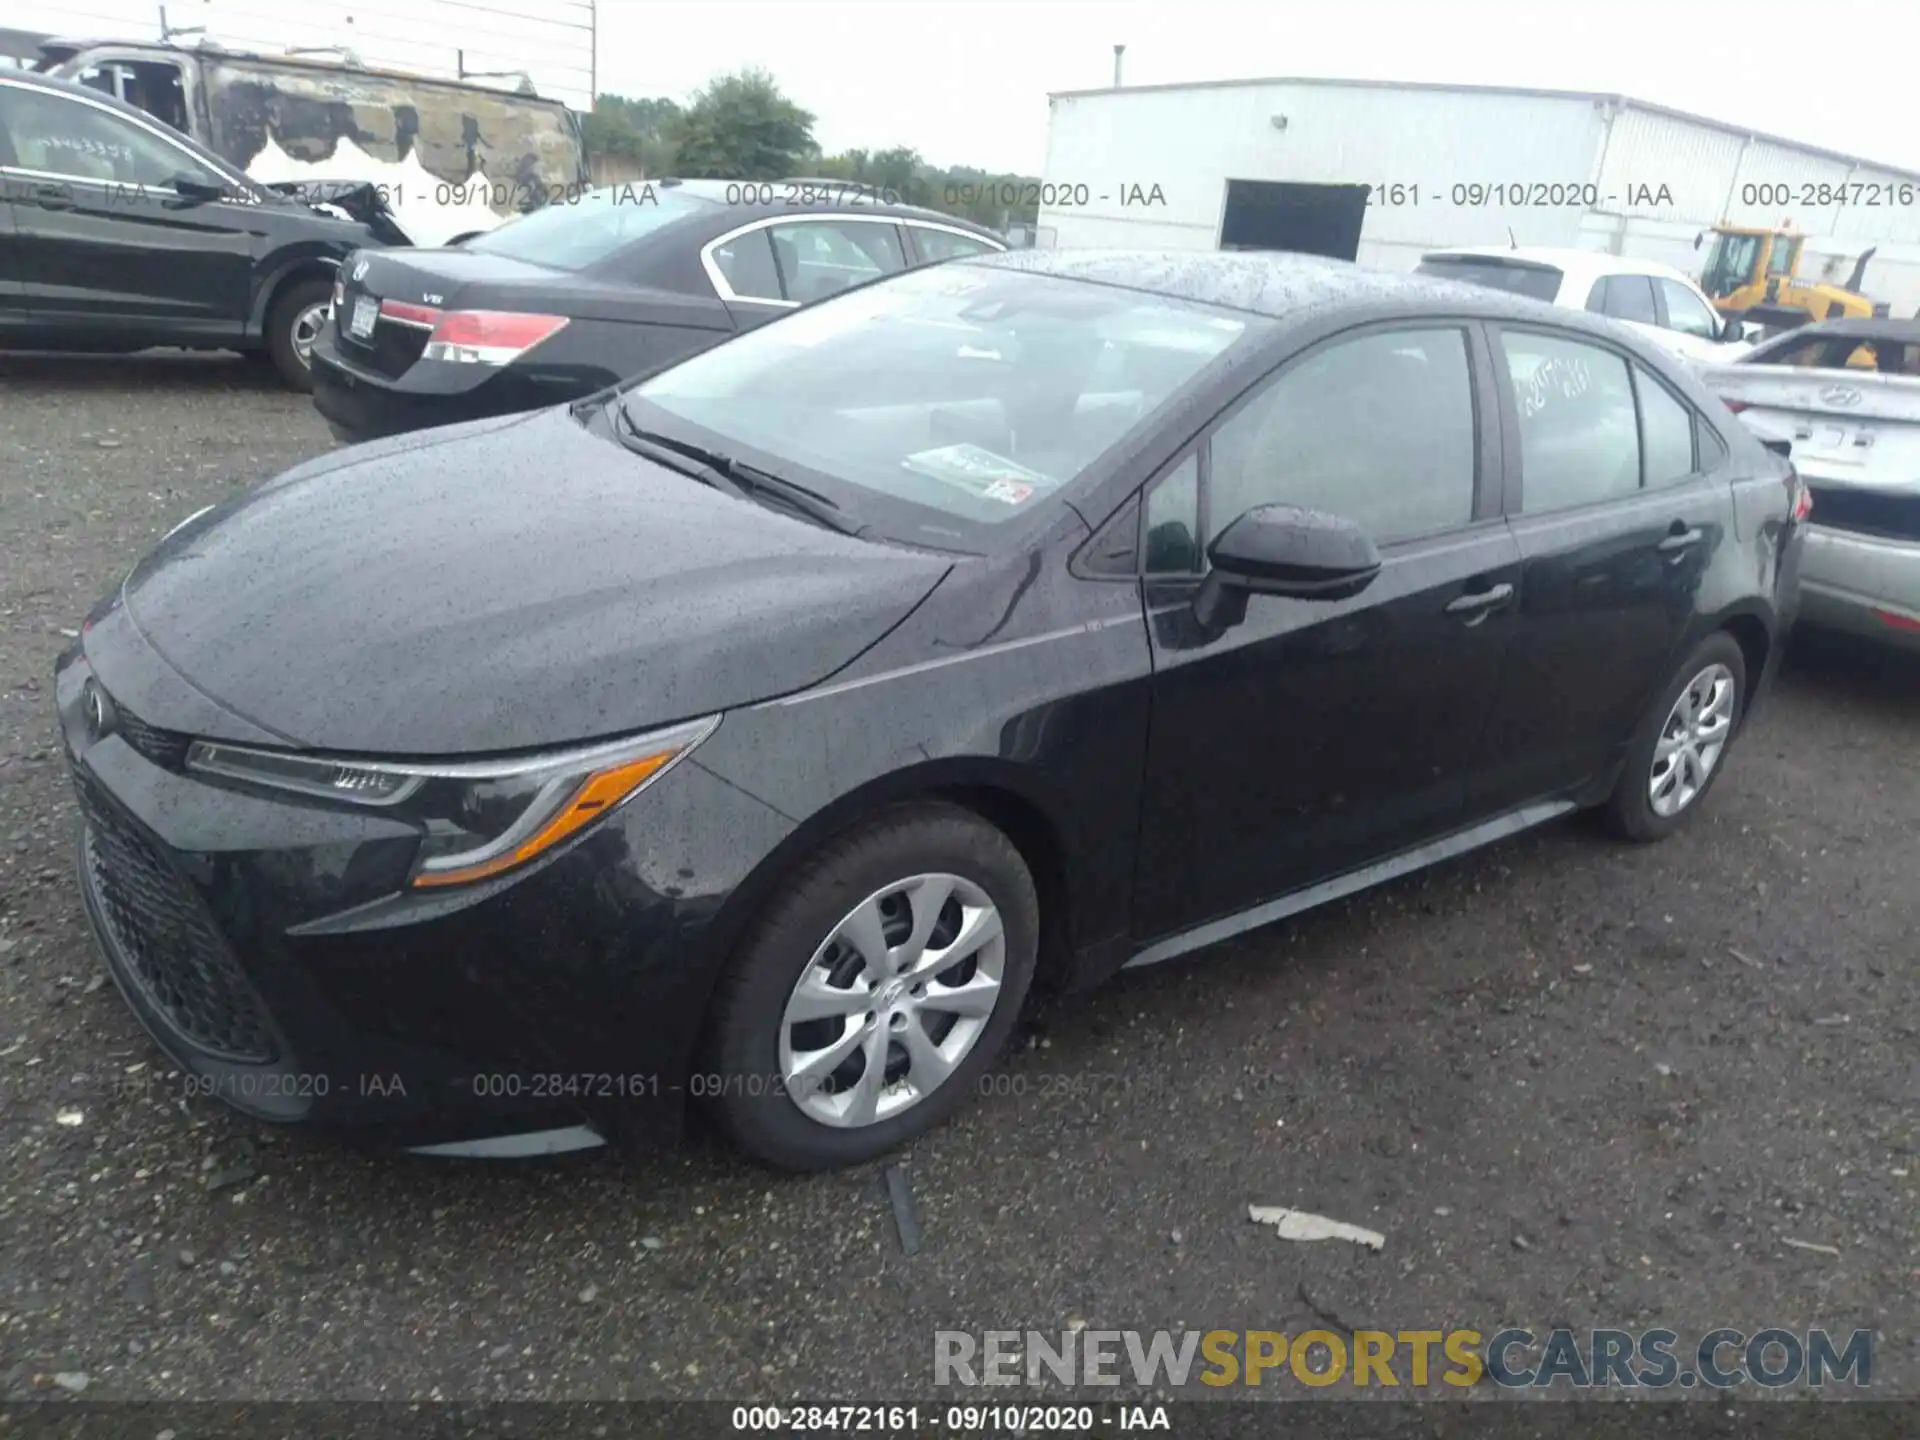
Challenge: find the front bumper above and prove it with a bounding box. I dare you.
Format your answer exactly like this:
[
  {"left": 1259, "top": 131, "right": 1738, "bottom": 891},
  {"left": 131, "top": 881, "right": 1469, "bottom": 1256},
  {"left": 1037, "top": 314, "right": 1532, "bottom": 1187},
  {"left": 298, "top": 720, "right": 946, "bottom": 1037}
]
[
  {"left": 55, "top": 644, "right": 770, "bottom": 1152},
  {"left": 309, "top": 329, "right": 578, "bottom": 445},
  {"left": 1796, "top": 524, "right": 1920, "bottom": 651}
]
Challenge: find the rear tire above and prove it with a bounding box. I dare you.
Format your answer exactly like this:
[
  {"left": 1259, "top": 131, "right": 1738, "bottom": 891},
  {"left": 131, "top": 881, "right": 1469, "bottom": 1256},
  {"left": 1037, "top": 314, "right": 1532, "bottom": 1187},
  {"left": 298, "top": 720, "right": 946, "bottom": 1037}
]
[
  {"left": 1603, "top": 633, "right": 1747, "bottom": 843},
  {"left": 705, "top": 803, "right": 1040, "bottom": 1171},
  {"left": 264, "top": 278, "right": 334, "bottom": 393}
]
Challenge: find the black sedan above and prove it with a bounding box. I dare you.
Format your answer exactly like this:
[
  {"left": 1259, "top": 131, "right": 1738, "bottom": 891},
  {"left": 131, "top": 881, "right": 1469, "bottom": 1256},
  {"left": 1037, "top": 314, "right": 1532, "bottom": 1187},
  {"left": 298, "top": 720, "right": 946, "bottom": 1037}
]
[
  {"left": 60, "top": 250, "right": 1806, "bottom": 1170},
  {"left": 309, "top": 178, "right": 1006, "bottom": 444}
]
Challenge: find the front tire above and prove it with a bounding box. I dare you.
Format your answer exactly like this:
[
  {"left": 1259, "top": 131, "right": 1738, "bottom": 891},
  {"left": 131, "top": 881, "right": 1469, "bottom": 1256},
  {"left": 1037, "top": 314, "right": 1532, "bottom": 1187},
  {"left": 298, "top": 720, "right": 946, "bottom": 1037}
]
[
  {"left": 1603, "top": 633, "right": 1747, "bottom": 843},
  {"left": 706, "top": 804, "right": 1040, "bottom": 1171},
  {"left": 264, "top": 279, "right": 334, "bottom": 393}
]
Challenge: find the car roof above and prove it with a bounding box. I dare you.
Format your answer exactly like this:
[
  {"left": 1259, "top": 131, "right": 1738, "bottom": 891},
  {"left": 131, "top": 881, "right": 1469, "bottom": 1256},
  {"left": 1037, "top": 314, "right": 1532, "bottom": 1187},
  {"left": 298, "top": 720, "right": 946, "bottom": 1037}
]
[
  {"left": 969, "top": 247, "right": 1635, "bottom": 328},
  {"left": 1421, "top": 244, "right": 1700, "bottom": 288}
]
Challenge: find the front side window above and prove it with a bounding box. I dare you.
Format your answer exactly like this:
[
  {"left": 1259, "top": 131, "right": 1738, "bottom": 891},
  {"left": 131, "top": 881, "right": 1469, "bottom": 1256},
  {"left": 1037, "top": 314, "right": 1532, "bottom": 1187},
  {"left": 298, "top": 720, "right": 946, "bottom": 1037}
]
[
  {"left": 1500, "top": 330, "right": 1640, "bottom": 514},
  {"left": 1143, "top": 454, "right": 1200, "bottom": 573},
  {"left": 1766, "top": 238, "right": 1800, "bottom": 277},
  {"left": 1658, "top": 279, "right": 1721, "bottom": 339},
  {"left": 1595, "top": 274, "right": 1659, "bottom": 324},
  {"left": 769, "top": 220, "right": 906, "bottom": 303},
  {"left": 628, "top": 263, "right": 1262, "bottom": 548},
  {"left": 0, "top": 83, "right": 217, "bottom": 186},
  {"left": 1207, "top": 328, "right": 1478, "bottom": 548}
]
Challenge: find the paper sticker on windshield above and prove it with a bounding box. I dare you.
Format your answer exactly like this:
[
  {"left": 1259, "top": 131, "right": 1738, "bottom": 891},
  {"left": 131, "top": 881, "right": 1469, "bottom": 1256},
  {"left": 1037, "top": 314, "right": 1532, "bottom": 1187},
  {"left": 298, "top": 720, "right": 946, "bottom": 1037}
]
[{"left": 902, "top": 443, "right": 1052, "bottom": 505}]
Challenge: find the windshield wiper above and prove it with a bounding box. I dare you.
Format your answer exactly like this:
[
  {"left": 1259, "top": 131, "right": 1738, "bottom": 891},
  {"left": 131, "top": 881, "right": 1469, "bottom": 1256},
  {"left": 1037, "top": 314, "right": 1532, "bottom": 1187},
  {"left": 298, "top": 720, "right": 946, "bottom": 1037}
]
[
  {"left": 615, "top": 410, "right": 863, "bottom": 537},
  {"left": 613, "top": 408, "right": 750, "bottom": 499}
]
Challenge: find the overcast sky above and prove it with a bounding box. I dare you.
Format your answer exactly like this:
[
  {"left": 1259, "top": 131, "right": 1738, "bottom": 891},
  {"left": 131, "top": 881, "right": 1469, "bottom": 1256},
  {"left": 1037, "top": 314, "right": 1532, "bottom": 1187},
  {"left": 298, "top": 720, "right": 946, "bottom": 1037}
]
[{"left": 596, "top": 0, "right": 1914, "bottom": 176}]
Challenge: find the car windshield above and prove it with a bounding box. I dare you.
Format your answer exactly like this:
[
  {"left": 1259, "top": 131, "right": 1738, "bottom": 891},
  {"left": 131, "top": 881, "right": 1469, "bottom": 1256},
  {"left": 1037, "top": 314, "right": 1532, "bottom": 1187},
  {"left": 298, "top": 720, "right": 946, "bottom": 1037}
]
[
  {"left": 459, "top": 184, "right": 716, "bottom": 269},
  {"left": 1415, "top": 257, "right": 1563, "bottom": 303},
  {"left": 623, "top": 263, "right": 1263, "bottom": 549}
]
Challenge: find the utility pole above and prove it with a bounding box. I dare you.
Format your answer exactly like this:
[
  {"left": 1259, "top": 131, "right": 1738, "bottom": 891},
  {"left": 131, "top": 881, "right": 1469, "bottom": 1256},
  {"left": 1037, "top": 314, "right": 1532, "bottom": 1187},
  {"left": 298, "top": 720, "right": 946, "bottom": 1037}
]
[{"left": 1112, "top": 44, "right": 1125, "bottom": 88}]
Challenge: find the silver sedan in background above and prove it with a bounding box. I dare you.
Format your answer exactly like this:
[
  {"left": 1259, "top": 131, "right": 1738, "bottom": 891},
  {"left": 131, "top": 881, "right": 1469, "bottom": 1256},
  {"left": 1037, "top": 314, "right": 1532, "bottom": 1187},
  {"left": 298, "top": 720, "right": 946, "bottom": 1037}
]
[{"left": 1699, "top": 318, "right": 1920, "bottom": 650}]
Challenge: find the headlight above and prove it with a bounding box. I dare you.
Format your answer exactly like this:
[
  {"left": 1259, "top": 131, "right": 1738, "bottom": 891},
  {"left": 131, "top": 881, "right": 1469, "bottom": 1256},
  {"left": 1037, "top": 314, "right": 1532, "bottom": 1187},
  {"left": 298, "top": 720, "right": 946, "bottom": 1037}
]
[{"left": 185, "top": 715, "right": 718, "bottom": 888}]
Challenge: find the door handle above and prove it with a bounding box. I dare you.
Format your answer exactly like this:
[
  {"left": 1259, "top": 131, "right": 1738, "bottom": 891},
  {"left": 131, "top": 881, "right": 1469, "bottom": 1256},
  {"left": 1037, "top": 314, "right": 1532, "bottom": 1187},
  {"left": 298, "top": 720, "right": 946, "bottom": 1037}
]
[
  {"left": 1657, "top": 526, "right": 1703, "bottom": 553},
  {"left": 1445, "top": 582, "right": 1515, "bottom": 624},
  {"left": 29, "top": 183, "right": 75, "bottom": 211}
]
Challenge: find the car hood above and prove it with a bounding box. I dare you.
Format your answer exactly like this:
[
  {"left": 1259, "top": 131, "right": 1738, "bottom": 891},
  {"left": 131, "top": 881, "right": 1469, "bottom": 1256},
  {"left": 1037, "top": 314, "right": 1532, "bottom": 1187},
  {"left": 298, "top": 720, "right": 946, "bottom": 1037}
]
[{"left": 109, "top": 408, "right": 952, "bottom": 756}]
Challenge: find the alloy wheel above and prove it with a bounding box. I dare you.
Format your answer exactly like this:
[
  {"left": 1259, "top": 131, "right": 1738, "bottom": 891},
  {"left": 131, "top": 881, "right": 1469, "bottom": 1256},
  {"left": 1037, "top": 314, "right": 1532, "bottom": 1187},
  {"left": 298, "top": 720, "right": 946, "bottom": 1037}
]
[
  {"left": 1648, "top": 662, "right": 1736, "bottom": 818},
  {"left": 291, "top": 302, "right": 330, "bottom": 366},
  {"left": 778, "top": 872, "right": 1006, "bottom": 1128}
]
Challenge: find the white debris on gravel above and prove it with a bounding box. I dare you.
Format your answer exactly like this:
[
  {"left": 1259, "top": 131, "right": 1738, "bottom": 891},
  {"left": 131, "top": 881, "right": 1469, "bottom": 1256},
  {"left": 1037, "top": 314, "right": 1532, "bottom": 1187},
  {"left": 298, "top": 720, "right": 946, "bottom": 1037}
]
[{"left": 1248, "top": 1205, "right": 1385, "bottom": 1251}]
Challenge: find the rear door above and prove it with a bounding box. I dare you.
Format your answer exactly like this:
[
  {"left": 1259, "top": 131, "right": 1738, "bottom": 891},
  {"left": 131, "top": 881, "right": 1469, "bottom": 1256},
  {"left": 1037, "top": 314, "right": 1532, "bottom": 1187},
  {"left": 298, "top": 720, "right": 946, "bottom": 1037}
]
[
  {"left": 0, "top": 78, "right": 253, "bottom": 339},
  {"left": 1472, "top": 324, "right": 1736, "bottom": 810}
]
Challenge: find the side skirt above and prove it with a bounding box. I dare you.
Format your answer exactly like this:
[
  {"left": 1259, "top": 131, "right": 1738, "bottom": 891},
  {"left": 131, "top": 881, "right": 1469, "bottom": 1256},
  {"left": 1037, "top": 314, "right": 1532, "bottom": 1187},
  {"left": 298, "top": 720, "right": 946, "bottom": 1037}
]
[{"left": 1122, "top": 799, "right": 1579, "bottom": 972}]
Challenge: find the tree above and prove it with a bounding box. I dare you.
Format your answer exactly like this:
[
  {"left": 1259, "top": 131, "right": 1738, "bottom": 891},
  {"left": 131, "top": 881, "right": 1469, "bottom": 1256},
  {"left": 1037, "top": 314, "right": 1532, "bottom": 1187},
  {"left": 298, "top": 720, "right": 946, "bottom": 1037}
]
[
  {"left": 667, "top": 68, "right": 817, "bottom": 180},
  {"left": 581, "top": 93, "right": 682, "bottom": 176}
]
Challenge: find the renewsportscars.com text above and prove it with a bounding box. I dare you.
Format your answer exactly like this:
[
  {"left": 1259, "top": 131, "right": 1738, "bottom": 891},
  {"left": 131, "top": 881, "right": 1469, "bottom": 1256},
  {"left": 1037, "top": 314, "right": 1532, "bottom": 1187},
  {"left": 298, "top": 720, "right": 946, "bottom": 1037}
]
[{"left": 934, "top": 1326, "right": 1873, "bottom": 1390}]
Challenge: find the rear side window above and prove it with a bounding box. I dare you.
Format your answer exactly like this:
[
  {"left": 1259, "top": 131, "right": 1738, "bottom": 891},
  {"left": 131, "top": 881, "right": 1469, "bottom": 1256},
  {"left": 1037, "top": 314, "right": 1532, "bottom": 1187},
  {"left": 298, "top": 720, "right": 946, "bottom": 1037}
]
[
  {"left": 0, "top": 82, "right": 221, "bottom": 186},
  {"left": 1415, "top": 257, "right": 1563, "bottom": 303},
  {"left": 1636, "top": 370, "right": 1698, "bottom": 486},
  {"left": 1500, "top": 331, "right": 1640, "bottom": 513},
  {"left": 710, "top": 229, "right": 783, "bottom": 301}
]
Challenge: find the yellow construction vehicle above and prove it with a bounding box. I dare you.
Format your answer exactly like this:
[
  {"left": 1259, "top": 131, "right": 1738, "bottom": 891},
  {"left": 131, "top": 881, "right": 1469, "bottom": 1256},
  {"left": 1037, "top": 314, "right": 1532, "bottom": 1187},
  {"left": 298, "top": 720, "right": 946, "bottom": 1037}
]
[{"left": 1693, "top": 225, "right": 1889, "bottom": 330}]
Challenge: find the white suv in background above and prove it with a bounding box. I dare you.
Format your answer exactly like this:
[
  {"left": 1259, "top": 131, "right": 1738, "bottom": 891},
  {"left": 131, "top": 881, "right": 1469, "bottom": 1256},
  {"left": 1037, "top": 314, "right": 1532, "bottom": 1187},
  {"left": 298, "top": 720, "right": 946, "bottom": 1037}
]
[{"left": 1416, "top": 246, "right": 1755, "bottom": 365}]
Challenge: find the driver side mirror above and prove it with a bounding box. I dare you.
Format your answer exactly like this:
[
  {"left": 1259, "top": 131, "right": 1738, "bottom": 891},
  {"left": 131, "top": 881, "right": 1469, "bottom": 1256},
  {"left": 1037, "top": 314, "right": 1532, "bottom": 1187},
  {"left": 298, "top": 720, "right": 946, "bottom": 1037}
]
[
  {"left": 1192, "top": 504, "right": 1383, "bottom": 630},
  {"left": 1719, "top": 314, "right": 1747, "bottom": 343},
  {"left": 1694, "top": 230, "right": 1706, "bottom": 251}
]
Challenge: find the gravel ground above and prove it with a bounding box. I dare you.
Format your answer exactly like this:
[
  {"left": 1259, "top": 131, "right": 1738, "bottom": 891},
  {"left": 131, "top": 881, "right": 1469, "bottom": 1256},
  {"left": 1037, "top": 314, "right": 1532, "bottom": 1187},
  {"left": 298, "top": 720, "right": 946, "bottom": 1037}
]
[{"left": 1, "top": 352, "right": 1915, "bottom": 1405}]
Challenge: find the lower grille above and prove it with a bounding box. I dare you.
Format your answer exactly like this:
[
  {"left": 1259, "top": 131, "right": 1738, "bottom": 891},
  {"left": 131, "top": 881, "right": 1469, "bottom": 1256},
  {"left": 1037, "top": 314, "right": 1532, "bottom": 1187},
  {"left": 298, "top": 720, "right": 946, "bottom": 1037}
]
[
  {"left": 114, "top": 705, "right": 192, "bottom": 770},
  {"left": 73, "top": 767, "right": 275, "bottom": 1063},
  {"left": 1808, "top": 485, "right": 1920, "bottom": 543}
]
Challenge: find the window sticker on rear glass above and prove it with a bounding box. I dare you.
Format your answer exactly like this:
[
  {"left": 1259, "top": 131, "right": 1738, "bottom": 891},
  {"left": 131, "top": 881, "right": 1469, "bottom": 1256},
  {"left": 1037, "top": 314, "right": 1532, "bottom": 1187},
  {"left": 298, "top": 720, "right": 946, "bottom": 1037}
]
[
  {"left": 901, "top": 444, "right": 1054, "bottom": 505},
  {"left": 1515, "top": 354, "right": 1591, "bottom": 419}
]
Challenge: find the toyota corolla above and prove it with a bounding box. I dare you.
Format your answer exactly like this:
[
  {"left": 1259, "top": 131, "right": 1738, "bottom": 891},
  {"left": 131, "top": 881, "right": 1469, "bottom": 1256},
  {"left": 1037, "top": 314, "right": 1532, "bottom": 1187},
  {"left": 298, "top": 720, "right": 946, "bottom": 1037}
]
[{"left": 58, "top": 251, "right": 1806, "bottom": 1170}]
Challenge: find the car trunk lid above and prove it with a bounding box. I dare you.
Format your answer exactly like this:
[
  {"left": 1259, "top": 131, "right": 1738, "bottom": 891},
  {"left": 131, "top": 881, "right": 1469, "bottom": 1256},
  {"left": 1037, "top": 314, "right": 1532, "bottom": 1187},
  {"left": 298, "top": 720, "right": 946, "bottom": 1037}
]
[{"left": 1699, "top": 364, "right": 1920, "bottom": 540}]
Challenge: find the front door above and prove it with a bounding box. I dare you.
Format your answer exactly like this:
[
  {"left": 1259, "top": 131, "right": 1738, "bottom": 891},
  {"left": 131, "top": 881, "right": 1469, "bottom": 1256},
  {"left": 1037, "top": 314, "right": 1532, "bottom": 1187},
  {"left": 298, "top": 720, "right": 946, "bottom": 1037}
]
[
  {"left": 1132, "top": 321, "right": 1522, "bottom": 941},
  {"left": 1471, "top": 324, "right": 1736, "bottom": 811},
  {"left": 0, "top": 79, "right": 252, "bottom": 341}
]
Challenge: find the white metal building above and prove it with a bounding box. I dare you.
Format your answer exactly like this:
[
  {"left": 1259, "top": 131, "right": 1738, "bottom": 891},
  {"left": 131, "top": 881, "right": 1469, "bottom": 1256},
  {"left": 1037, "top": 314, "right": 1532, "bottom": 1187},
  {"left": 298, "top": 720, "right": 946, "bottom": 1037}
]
[
  {"left": 1, "top": 0, "right": 595, "bottom": 109},
  {"left": 1037, "top": 76, "right": 1920, "bottom": 312}
]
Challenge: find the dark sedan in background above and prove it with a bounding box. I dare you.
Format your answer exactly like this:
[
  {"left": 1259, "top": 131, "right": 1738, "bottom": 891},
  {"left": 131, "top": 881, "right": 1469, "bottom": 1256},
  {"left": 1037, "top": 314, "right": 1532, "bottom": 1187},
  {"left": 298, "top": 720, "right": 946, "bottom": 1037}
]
[
  {"left": 310, "top": 178, "right": 1006, "bottom": 443},
  {"left": 61, "top": 250, "right": 1803, "bottom": 1170}
]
